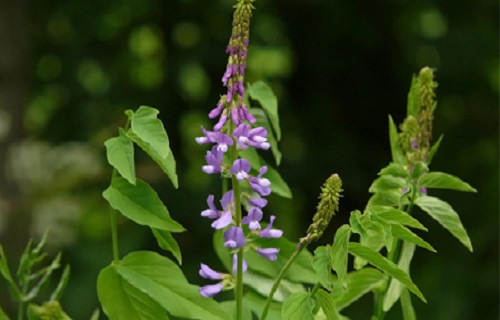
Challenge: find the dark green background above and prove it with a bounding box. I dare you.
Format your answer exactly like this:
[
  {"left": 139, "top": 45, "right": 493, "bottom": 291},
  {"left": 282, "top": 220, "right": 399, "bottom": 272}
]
[{"left": 0, "top": 0, "right": 497, "bottom": 319}]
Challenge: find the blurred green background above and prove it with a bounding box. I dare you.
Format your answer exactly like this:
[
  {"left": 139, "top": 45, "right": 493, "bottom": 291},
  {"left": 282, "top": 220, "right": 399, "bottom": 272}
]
[{"left": 0, "top": 0, "right": 497, "bottom": 319}]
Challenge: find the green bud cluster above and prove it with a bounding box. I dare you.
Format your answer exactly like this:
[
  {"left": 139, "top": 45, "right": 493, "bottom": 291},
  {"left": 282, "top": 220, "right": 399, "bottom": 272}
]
[{"left": 300, "top": 174, "right": 343, "bottom": 246}]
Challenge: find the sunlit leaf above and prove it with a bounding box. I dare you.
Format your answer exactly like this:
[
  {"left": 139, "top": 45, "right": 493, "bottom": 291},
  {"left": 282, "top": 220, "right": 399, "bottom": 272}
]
[
  {"left": 312, "top": 246, "right": 334, "bottom": 290},
  {"left": 219, "top": 301, "right": 252, "bottom": 320},
  {"left": 331, "top": 268, "right": 385, "bottom": 310},
  {"left": 250, "top": 108, "right": 282, "bottom": 165},
  {"left": 378, "top": 163, "right": 409, "bottom": 179},
  {"left": 368, "top": 206, "right": 427, "bottom": 231},
  {"left": 369, "top": 176, "right": 408, "bottom": 193},
  {"left": 390, "top": 224, "right": 436, "bottom": 252},
  {"left": 245, "top": 292, "right": 282, "bottom": 320},
  {"left": 410, "top": 162, "right": 429, "bottom": 180},
  {"left": 105, "top": 129, "right": 136, "bottom": 185},
  {"left": 282, "top": 293, "right": 314, "bottom": 320},
  {"left": 0, "top": 245, "right": 21, "bottom": 298},
  {"left": 243, "top": 272, "right": 305, "bottom": 302},
  {"left": 152, "top": 229, "right": 182, "bottom": 265},
  {"left": 427, "top": 134, "right": 443, "bottom": 165},
  {"left": 406, "top": 75, "right": 419, "bottom": 117},
  {"left": 50, "top": 265, "right": 71, "bottom": 301},
  {"left": 249, "top": 81, "right": 281, "bottom": 140},
  {"left": 129, "top": 106, "right": 170, "bottom": 160},
  {"left": 315, "top": 289, "right": 341, "bottom": 320},
  {"left": 418, "top": 172, "right": 477, "bottom": 192},
  {"left": 330, "top": 225, "right": 351, "bottom": 290}
]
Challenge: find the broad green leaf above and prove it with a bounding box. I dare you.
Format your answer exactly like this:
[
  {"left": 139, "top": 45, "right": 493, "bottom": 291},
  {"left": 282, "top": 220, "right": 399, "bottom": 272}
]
[
  {"left": 390, "top": 224, "right": 436, "bottom": 252},
  {"left": 50, "top": 265, "right": 70, "bottom": 301},
  {"left": 388, "top": 116, "right": 405, "bottom": 165},
  {"left": 130, "top": 106, "right": 170, "bottom": 160},
  {"left": 127, "top": 131, "right": 178, "bottom": 188},
  {"left": 349, "top": 211, "right": 366, "bottom": 239},
  {"left": 427, "top": 134, "right": 443, "bottom": 165},
  {"left": 219, "top": 301, "right": 252, "bottom": 320},
  {"left": 152, "top": 229, "right": 182, "bottom": 265},
  {"left": 369, "top": 176, "right": 408, "bottom": 193},
  {"left": 383, "top": 242, "right": 416, "bottom": 312},
  {"left": 352, "top": 214, "right": 386, "bottom": 270},
  {"left": 105, "top": 129, "right": 136, "bottom": 185},
  {"left": 213, "top": 229, "right": 232, "bottom": 272},
  {"left": 315, "top": 289, "right": 341, "bottom": 320},
  {"left": 312, "top": 246, "right": 334, "bottom": 290},
  {"left": 103, "top": 177, "right": 184, "bottom": 232},
  {"left": 114, "top": 251, "right": 230, "bottom": 320},
  {"left": 0, "top": 245, "right": 21, "bottom": 298},
  {"left": 372, "top": 218, "right": 393, "bottom": 252},
  {"left": 415, "top": 196, "right": 473, "bottom": 252},
  {"left": 282, "top": 293, "right": 314, "bottom": 320},
  {"left": 378, "top": 163, "right": 409, "bottom": 179},
  {"left": 400, "top": 288, "right": 416, "bottom": 320},
  {"left": 368, "top": 206, "right": 427, "bottom": 231},
  {"left": 418, "top": 172, "right": 477, "bottom": 192},
  {"left": 410, "top": 162, "right": 429, "bottom": 180},
  {"left": 245, "top": 292, "right": 282, "bottom": 320},
  {"left": 0, "top": 306, "right": 9, "bottom": 320},
  {"left": 97, "top": 265, "right": 167, "bottom": 320},
  {"left": 347, "top": 243, "right": 425, "bottom": 302},
  {"left": 330, "top": 225, "right": 351, "bottom": 289},
  {"left": 331, "top": 268, "right": 385, "bottom": 310},
  {"left": 406, "top": 75, "right": 419, "bottom": 117},
  {"left": 366, "top": 190, "right": 403, "bottom": 209},
  {"left": 248, "top": 81, "right": 281, "bottom": 140},
  {"left": 243, "top": 272, "right": 305, "bottom": 302},
  {"left": 250, "top": 108, "right": 282, "bottom": 165}
]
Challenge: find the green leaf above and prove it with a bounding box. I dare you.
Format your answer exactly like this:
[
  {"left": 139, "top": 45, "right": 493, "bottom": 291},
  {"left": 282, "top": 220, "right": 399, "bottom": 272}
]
[
  {"left": 130, "top": 106, "right": 170, "bottom": 160},
  {"left": 418, "top": 172, "right": 477, "bottom": 192},
  {"left": 152, "top": 229, "right": 182, "bottom": 265},
  {"left": 105, "top": 129, "right": 136, "bottom": 185},
  {"left": 378, "top": 163, "right": 409, "bottom": 179},
  {"left": 127, "top": 131, "right": 178, "bottom": 189},
  {"left": 50, "top": 265, "right": 71, "bottom": 301},
  {"left": 97, "top": 265, "right": 167, "bottom": 320},
  {"left": 383, "top": 242, "right": 416, "bottom": 312},
  {"left": 369, "top": 176, "right": 408, "bottom": 193},
  {"left": 366, "top": 190, "right": 403, "bottom": 209},
  {"left": 213, "top": 229, "right": 232, "bottom": 272},
  {"left": 368, "top": 206, "right": 427, "bottom": 231},
  {"left": 388, "top": 116, "right": 405, "bottom": 165},
  {"left": 330, "top": 225, "right": 351, "bottom": 289},
  {"left": 243, "top": 272, "right": 305, "bottom": 302},
  {"left": 27, "top": 301, "right": 72, "bottom": 320},
  {"left": 0, "top": 306, "right": 9, "bottom": 320},
  {"left": 427, "top": 134, "right": 443, "bottom": 165},
  {"left": 410, "top": 162, "right": 429, "bottom": 180},
  {"left": 349, "top": 211, "right": 367, "bottom": 239},
  {"left": 372, "top": 218, "right": 393, "bottom": 252},
  {"left": 315, "top": 289, "right": 341, "bottom": 320},
  {"left": 400, "top": 288, "right": 416, "bottom": 320},
  {"left": 103, "top": 177, "right": 184, "bottom": 232},
  {"left": 109, "top": 251, "right": 231, "bottom": 320},
  {"left": 347, "top": 243, "right": 426, "bottom": 302},
  {"left": 0, "top": 245, "right": 21, "bottom": 298},
  {"left": 248, "top": 81, "right": 281, "bottom": 140},
  {"left": 312, "top": 246, "right": 334, "bottom": 290},
  {"left": 250, "top": 108, "right": 282, "bottom": 165},
  {"left": 219, "top": 301, "right": 252, "bottom": 320},
  {"left": 415, "top": 196, "right": 473, "bottom": 252},
  {"left": 406, "top": 75, "right": 419, "bottom": 117},
  {"left": 331, "top": 268, "right": 385, "bottom": 310},
  {"left": 89, "top": 309, "right": 100, "bottom": 320},
  {"left": 282, "top": 293, "right": 314, "bottom": 320},
  {"left": 390, "top": 224, "right": 436, "bottom": 252},
  {"left": 245, "top": 292, "right": 282, "bottom": 320},
  {"left": 25, "top": 253, "right": 62, "bottom": 301}
]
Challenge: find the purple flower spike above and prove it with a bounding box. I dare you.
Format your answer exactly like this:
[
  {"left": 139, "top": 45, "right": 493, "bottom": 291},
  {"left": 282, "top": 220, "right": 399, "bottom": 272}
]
[
  {"left": 257, "top": 247, "right": 280, "bottom": 261},
  {"left": 213, "top": 132, "right": 233, "bottom": 153},
  {"left": 211, "top": 210, "right": 233, "bottom": 229},
  {"left": 248, "top": 127, "right": 270, "bottom": 150},
  {"left": 199, "top": 264, "right": 223, "bottom": 280},
  {"left": 224, "top": 226, "right": 246, "bottom": 249},
  {"left": 248, "top": 197, "right": 267, "bottom": 208},
  {"left": 233, "top": 124, "right": 251, "bottom": 149},
  {"left": 209, "top": 101, "right": 224, "bottom": 119},
  {"left": 202, "top": 146, "right": 223, "bottom": 174},
  {"left": 201, "top": 195, "right": 219, "bottom": 219},
  {"left": 232, "top": 254, "right": 248, "bottom": 274},
  {"left": 230, "top": 159, "right": 251, "bottom": 181},
  {"left": 249, "top": 166, "right": 271, "bottom": 196},
  {"left": 242, "top": 207, "right": 263, "bottom": 230},
  {"left": 259, "top": 215, "right": 283, "bottom": 238},
  {"left": 231, "top": 107, "right": 240, "bottom": 125},
  {"left": 199, "top": 283, "right": 223, "bottom": 298}
]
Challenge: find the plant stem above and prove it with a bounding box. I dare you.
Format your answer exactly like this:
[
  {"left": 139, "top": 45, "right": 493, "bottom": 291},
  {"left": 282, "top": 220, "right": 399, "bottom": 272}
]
[
  {"left": 309, "top": 282, "right": 322, "bottom": 297},
  {"left": 261, "top": 245, "right": 305, "bottom": 320},
  {"left": 110, "top": 209, "right": 120, "bottom": 264}
]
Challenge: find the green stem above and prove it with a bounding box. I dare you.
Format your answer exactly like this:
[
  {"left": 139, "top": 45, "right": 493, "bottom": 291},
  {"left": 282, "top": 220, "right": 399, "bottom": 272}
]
[
  {"left": 110, "top": 209, "right": 120, "bottom": 264},
  {"left": 17, "top": 302, "right": 24, "bottom": 320},
  {"left": 309, "top": 282, "right": 322, "bottom": 297},
  {"left": 261, "top": 245, "right": 305, "bottom": 320}
]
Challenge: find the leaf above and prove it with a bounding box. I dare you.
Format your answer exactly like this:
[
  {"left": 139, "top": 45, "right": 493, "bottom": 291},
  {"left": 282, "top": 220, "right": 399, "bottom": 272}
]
[
  {"left": 27, "top": 301, "right": 72, "bottom": 320},
  {"left": 127, "top": 131, "right": 178, "bottom": 189},
  {"left": 372, "top": 218, "right": 393, "bottom": 252},
  {"left": 369, "top": 176, "right": 408, "bottom": 193},
  {"left": 97, "top": 265, "right": 167, "bottom": 320},
  {"left": 390, "top": 224, "right": 436, "bottom": 252},
  {"left": 383, "top": 242, "right": 416, "bottom": 312},
  {"left": 89, "top": 309, "right": 100, "bottom": 320},
  {"left": 250, "top": 108, "right": 282, "bottom": 165},
  {"left": 25, "top": 253, "right": 62, "bottom": 301},
  {"left": 213, "top": 229, "right": 232, "bottom": 272},
  {"left": 0, "top": 245, "right": 21, "bottom": 298},
  {"left": 243, "top": 272, "right": 305, "bottom": 302},
  {"left": 347, "top": 243, "right": 426, "bottom": 302},
  {"left": 366, "top": 190, "right": 403, "bottom": 209},
  {"left": 415, "top": 196, "right": 473, "bottom": 252},
  {"left": 315, "top": 289, "right": 341, "bottom": 320},
  {"left": 103, "top": 251, "right": 231, "bottom": 320},
  {"left": 105, "top": 129, "right": 136, "bottom": 185},
  {"left": 103, "top": 177, "right": 184, "bottom": 232},
  {"left": 406, "top": 75, "right": 419, "bottom": 117},
  {"left": 50, "top": 265, "right": 71, "bottom": 301},
  {"left": 0, "top": 306, "right": 9, "bottom": 320},
  {"left": 410, "top": 162, "right": 429, "bottom": 180},
  {"left": 368, "top": 206, "right": 427, "bottom": 231},
  {"left": 418, "top": 172, "right": 477, "bottom": 192},
  {"left": 219, "top": 301, "right": 252, "bottom": 320},
  {"left": 349, "top": 211, "right": 366, "bottom": 239},
  {"left": 312, "top": 246, "right": 334, "bottom": 290},
  {"left": 129, "top": 106, "right": 170, "bottom": 160},
  {"left": 152, "top": 229, "right": 182, "bottom": 265},
  {"left": 330, "top": 225, "right": 351, "bottom": 290},
  {"left": 245, "top": 292, "right": 282, "bottom": 320},
  {"left": 282, "top": 293, "right": 314, "bottom": 320},
  {"left": 331, "top": 268, "right": 385, "bottom": 310},
  {"left": 388, "top": 116, "right": 405, "bottom": 165},
  {"left": 400, "top": 288, "right": 416, "bottom": 320},
  {"left": 248, "top": 81, "right": 281, "bottom": 140},
  {"left": 427, "top": 134, "right": 443, "bottom": 165},
  {"left": 378, "top": 163, "right": 409, "bottom": 179}
]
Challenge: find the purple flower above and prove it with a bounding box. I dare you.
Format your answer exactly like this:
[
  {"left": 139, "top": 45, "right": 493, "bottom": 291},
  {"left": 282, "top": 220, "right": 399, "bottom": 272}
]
[
  {"left": 249, "top": 166, "right": 271, "bottom": 196},
  {"left": 224, "top": 226, "right": 246, "bottom": 249},
  {"left": 199, "top": 264, "right": 223, "bottom": 280},
  {"left": 196, "top": 127, "right": 233, "bottom": 153},
  {"left": 211, "top": 211, "right": 233, "bottom": 229},
  {"left": 220, "top": 190, "right": 235, "bottom": 211},
  {"left": 199, "top": 283, "right": 224, "bottom": 298},
  {"left": 232, "top": 124, "right": 269, "bottom": 150},
  {"left": 420, "top": 187, "right": 427, "bottom": 195},
  {"left": 257, "top": 247, "right": 279, "bottom": 261},
  {"left": 232, "top": 254, "right": 248, "bottom": 274},
  {"left": 242, "top": 207, "right": 263, "bottom": 230},
  {"left": 259, "top": 215, "right": 283, "bottom": 238},
  {"left": 201, "top": 195, "right": 219, "bottom": 219},
  {"left": 208, "top": 101, "right": 224, "bottom": 119},
  {"left": 248, "top": 197, "right": 267, "bottom": 208},
  {"left": 201, "top": 192, "right": 234, "bottom": 230},
  {"left": 202, "top": 146, "right": 223, "bottom": 174},
  {"left": 230, "top": 159, "right": 251, "bottom": 181},
  {"left": 214, "top": 114, "right": 228, "bottom": 132}
]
